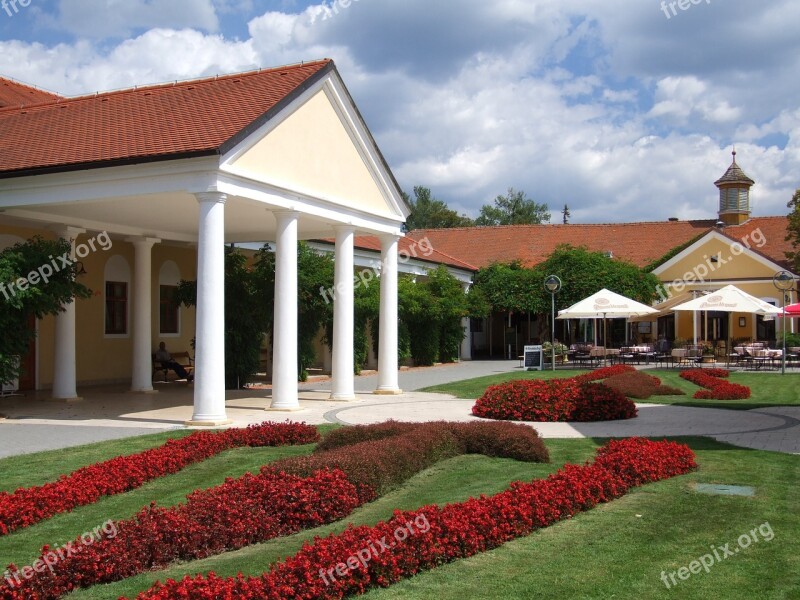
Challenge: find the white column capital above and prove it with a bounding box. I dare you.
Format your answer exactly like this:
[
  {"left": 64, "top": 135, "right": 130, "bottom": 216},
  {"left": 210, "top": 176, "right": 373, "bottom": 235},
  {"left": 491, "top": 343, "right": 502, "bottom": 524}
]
[
  {"left": 54, "top": 226, "right": 86, "bottom": 243},
  {"left": 273, "top": 209, "right": 301, "bottom": 222},
  {"left": 125, "top": 236, "right": 161, "bottom": 248},
  {"left": 379, "top": 233, "right": 401, "bottom": 249},
  {"left": 195, "top": 192, "right": 227, "bottom": 205}
]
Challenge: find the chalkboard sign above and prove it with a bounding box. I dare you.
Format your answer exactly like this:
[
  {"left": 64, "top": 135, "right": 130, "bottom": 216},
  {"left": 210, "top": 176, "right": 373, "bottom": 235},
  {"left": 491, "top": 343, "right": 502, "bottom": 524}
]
[{"left": 524, "top": 345, "right": 543, "bottom": 371}]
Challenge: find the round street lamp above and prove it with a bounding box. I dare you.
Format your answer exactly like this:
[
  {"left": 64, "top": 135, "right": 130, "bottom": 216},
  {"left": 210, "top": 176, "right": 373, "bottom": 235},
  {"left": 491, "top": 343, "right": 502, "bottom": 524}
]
[
  {"left": 773, "top": 271, "right": 794, "bottom": 375},
  {"left": 544, "top": 275, "right": 562, "bottom": 371}
]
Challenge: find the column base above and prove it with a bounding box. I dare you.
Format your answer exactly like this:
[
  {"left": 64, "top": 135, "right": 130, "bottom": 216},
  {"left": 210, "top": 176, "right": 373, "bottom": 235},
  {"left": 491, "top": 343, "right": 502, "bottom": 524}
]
[
  {"left": 46, "top": 396, "right": 83, "bottom": 402},
  {"left": 329, "top": 393, "right": 357, "bottom": 402},
  {"left": 129, "top": 388, "right": 159, "bottom": 395},
  {"left": 265, "top": 406, "right": 306, "bottom": 413},
  {"left": 373, "top": 388, "right": 403, "bottom": 396},
  {"left": 185, "top": 418, "right": 233, "bottom": 427}
]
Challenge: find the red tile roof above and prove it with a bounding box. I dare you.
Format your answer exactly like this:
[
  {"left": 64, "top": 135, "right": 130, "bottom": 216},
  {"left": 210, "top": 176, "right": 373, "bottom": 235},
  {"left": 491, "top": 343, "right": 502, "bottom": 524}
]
[
  {"left": 406, "top": 216, "right": 792, "bottom": 271},
  {"left": 0, "top": 60, "right": 333, "bottom": 177},
  {"left": 316, "top": 236, "right": 478, "bottom": 271},
  {"left": 0, "top": 77, "right": 62, "bottom": 110}
]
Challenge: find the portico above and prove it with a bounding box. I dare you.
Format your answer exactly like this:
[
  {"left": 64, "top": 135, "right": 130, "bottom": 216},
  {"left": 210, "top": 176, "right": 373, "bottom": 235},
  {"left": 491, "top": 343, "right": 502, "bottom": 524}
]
[{"left": 0, "top": 60, "right": 409, "bottom": 423}]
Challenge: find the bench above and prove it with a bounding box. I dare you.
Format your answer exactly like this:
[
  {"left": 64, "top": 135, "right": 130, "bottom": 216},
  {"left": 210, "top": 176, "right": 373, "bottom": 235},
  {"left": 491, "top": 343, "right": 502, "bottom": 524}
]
[{"left": 152, "top": 351, "right": 194, "bottom": 382}]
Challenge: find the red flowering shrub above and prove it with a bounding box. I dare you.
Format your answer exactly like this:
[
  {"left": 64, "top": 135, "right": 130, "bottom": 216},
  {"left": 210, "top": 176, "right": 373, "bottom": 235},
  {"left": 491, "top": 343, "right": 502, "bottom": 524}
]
[
  {"left": 130, "top": 438, "right": 696, "bottom": 600},
  {"left": 0, "top": 421, "right": 319, "bottom": 536},
  {"left": 472, "top": 378, "right": 582, "bottom": 421},
  {"left": 271, "top": 421, "right": 550, "bottom": 501},
  {"left": 316, "top": 421, "right": 550, "bottom": 464},
  {"left": 570, "top": 383, "right": 638, "bottom": 421},
  {"left": 315, "top": 421, "right": 418, "bottom": 452},
  {"left": 472, "top": 369, "right": 638, "bottom": 422},
  {"left": 573, "top": 364, "right": 635, "bottom": 383},
  {"left": 0, "top": 470, "right": 359, "bottom": 600},
  {"left": 602, "top": 371, "right": 685, "bottom": 399},
  {"left": 680, "top": 369, "right": 750, "bottom": 400}
]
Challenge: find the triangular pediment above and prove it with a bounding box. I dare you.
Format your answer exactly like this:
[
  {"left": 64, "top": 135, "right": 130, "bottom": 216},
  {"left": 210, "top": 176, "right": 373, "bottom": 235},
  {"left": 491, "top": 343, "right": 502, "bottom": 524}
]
[{"left": 223, "top": 81, "right": 406, "bottom": 221}]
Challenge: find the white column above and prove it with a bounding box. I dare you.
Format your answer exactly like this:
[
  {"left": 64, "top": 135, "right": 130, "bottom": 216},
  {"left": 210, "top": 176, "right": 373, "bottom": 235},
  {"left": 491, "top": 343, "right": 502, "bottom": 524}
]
[
  {"left": 188, "top": 192, "right": 230, "bottom": 425},
  {"left": 331, "top": 226, "right": 356, "bottom": 401},
  {"left": 269, "top": 211, "right": 301, "bottom": 410},
  {"left": 460, "top": 282, "right": 472, "bottom": 361},
  {"left": 52, "top": 227, "right": 84, "bottom": 401},
  {"left": 129, "top": 237, "right": 160, "bottom": 393},
  {"left": 375, "top": 234, "right": 402, "bottom": 394}
]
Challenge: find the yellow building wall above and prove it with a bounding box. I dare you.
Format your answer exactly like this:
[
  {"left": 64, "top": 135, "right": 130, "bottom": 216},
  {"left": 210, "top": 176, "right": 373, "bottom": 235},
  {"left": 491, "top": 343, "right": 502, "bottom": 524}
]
[
  {"left": 0, "top": 223, "right": 198, "bottom": 389},
  {"left": 659, "top": 237, "right": 788, "bottom": 343}
]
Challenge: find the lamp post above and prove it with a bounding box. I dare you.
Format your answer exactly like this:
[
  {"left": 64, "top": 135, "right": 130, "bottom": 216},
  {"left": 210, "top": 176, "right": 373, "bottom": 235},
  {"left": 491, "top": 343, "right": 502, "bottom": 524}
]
[
  {"left": 773, "top": 271, "right": 794, "bottom": 375},
  {"left": 544, "top": 275, "right": 562, "bottom": 371}
]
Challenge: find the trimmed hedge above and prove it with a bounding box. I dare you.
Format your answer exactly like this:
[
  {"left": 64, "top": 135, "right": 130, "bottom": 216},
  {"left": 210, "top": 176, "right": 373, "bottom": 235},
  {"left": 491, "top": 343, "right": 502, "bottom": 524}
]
[{"left": 602, "top": 371, "right": 685, "bottom": 399}]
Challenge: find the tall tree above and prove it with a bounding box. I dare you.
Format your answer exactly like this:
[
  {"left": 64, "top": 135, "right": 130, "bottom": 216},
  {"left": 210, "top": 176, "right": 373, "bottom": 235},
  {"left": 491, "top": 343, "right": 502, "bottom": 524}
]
[
  {"left": 475, "top": 188, "right": 550, "bottom": 226},
  {"left": 404, "top": 186, "right": 473, "bottom": 230},
  {"left": 562, "top": 204, "right": 571, "bottom": 224},
  {"left": 785, "top": 188, "right": 800, "bottom": 270}
]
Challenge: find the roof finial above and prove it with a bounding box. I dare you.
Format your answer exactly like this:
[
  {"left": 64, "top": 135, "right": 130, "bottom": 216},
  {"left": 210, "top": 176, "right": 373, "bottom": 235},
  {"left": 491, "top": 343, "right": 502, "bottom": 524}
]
[{"left": 732, "top": 146, "right": 737, "bottom": 162}]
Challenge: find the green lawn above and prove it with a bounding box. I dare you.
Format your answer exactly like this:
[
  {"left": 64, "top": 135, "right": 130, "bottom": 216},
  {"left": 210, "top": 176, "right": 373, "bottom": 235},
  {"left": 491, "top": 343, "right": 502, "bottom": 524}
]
[
  {"left": 422, "top": 368, "right": 800, "bottom": 410},
  {"left": 0, "top": 430, "right": 796, "bottom": 599}
]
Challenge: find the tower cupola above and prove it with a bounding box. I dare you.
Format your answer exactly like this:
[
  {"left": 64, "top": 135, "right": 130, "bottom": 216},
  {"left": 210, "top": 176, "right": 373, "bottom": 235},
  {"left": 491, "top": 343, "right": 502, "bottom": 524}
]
[{"left": 715, "top": 150, "right": 754, "bottom": 226}]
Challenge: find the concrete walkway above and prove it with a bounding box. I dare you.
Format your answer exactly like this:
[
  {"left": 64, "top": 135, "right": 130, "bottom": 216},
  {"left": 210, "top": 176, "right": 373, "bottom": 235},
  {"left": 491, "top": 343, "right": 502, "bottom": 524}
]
[{"left": 1, "top": 360, "right": 798, "bottom": 457}]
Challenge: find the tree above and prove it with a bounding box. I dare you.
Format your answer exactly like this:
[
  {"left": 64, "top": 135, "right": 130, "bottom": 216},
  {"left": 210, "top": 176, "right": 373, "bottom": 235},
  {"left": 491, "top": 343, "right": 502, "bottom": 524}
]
[
  {"left": 175, "top": 248, "right": 264, "bottom": 389},
  {"left": 475, "top": 188, "right": 550, "bottom": 226},
  {"left": 404, "top": 186, "right": 474, "bottom": 230},
  {"left": 562, "top": 204, "right": 571, "bottom": 224},
  {"left": 0, "top": 237, "right": 92, "bottom": 385},
  {"left": 785, "top": 188, "right": 800, "bottom": 270}
]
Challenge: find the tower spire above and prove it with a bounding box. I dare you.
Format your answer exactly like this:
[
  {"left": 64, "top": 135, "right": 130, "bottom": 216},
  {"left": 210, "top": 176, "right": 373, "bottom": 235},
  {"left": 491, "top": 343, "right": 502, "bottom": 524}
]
[{"left": 715, "top": 149, "right": 754, "bottom": 226}]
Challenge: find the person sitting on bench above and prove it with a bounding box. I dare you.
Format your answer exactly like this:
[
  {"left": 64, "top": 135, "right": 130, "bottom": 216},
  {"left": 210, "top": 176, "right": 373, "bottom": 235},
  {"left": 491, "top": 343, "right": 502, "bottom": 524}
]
[{"left": 154, "top": 342, "right": 193, "bottom": 381}]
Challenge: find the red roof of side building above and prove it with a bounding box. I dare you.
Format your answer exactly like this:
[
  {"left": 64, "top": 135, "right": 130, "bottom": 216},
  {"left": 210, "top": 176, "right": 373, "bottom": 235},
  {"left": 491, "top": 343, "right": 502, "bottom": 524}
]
[
  {"left": 0, "top": 60, "right": 333, "bottom": 177},
  {"left": 407, "top": 216, "right": 792, "bottom": 271},
  {"left": 315, "top": 236, "right": 478, "bottom": 272},
  {"left": 0, "top": 77, "right": 62, "bottom": 109}
]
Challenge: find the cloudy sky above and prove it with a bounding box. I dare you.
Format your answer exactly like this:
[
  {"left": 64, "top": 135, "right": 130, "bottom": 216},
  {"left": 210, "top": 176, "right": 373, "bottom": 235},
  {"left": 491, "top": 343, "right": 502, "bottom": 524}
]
[{"left": 1, "top": 0, "right": 798, "bottom": 224}]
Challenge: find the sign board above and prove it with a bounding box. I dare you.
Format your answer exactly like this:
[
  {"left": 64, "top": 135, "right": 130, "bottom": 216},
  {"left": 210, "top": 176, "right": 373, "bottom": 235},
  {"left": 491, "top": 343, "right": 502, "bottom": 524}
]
[{"left": 524, "top": 345, "right": 543, "bottom": 371}]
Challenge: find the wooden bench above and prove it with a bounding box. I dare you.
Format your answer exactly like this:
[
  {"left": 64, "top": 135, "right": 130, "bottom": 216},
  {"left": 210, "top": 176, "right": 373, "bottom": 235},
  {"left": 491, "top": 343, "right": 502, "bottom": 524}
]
[{"left": 152, "top": 351, "right": 194, "bottom": 382}]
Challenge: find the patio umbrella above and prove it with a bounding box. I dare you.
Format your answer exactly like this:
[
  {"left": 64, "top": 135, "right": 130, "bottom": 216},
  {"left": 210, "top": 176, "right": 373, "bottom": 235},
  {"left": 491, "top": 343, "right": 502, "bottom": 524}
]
[
  {"left": 557, "top": 289, "right": 658, "bottom": 349},
  {"left": 782, "top": 302, "right": 800, "bottom": 316},
  {"left": 671, "top": 285, "right": 781, "bottom": 352}
]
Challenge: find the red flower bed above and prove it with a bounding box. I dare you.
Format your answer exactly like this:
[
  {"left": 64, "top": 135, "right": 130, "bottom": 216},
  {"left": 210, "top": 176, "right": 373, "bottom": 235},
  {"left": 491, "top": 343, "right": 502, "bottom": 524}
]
[
  {"left": 472, "top": 369, "right": 638, "bottom": 422},
  {"left": 472, "top": 378, "right": 583, "bottom": 421},
  {"left": 1, "top": 470, "right": 359, "bottom": 600},
  {"left": 570, "top": 383, "right": 638, "bottom": 421},
  {"left": 1, "top": 422, "right": 549, "bottom": 599},
  {"left": 130, "top": 438, "right": 697, "bottom": 600},
  {"left": 0, "top": 421, "right": 319, "bottom": 536},
  {"left": 680, "top": 369, "right": 750, "bottom": 400}
]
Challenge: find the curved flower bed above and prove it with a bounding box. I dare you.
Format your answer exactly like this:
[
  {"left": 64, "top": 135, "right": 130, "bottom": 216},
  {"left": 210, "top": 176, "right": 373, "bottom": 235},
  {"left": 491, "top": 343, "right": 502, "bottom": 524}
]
[
  {"left": 680, "top": 369, "right": 751, "bottom": 399},
  {"left": 0, "top": 421, "right": 319, "bottom": 536},
  {"left": 130, "top": 438, "right": 697, "bottom": 600},
  {"left": 472, "top": 368, "right": 638, "bottom": 422},
  {"left": 1, "top": 422, "right": 548, "bottom": 599}
]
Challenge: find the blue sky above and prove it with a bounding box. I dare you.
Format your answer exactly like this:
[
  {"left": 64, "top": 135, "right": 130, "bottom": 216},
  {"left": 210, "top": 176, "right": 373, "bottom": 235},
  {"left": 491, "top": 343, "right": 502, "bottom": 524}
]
[{"left": 1, "top": 0, "right": 798, "bottom": 224}]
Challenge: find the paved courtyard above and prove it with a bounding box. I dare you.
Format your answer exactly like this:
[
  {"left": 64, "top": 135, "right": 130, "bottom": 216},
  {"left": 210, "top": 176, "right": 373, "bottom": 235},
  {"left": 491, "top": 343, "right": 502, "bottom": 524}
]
[{"left": 0, "top": 360, "right": 798, "bottom": 457}]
